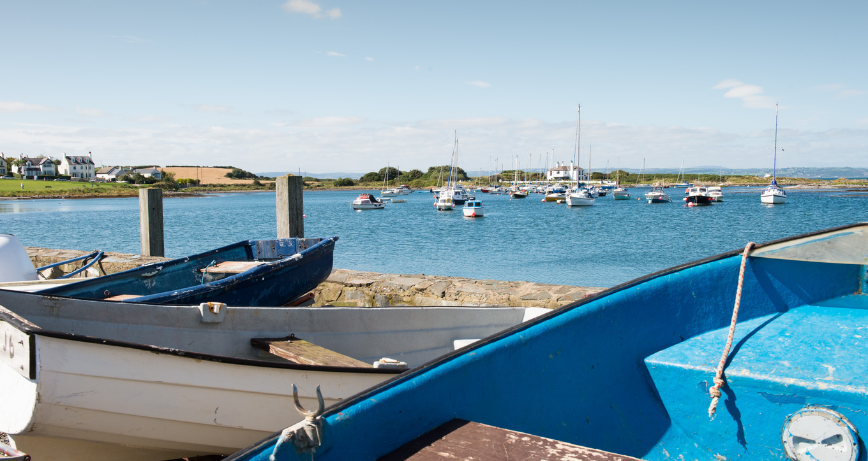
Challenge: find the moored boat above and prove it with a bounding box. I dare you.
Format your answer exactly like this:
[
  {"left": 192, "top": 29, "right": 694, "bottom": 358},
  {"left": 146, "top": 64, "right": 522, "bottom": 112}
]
[
  {"left": 38, "top": 237, "right": 337, "bottom": 306},
  {"left": 462, "top": 200, "right": 484, "bottom": 217},
  {"left": 227, "top": 223, "right": 868, "bottom": 461},
  {"left": 352, "top": 193, "right": 386, "bottom": 210},
  {"left": 644, "top": 183, "right": 671, "bottom": 203},
  {"left": 683, "top": 186, "right": 713, "bottom": 206},
  {"left": 707, "top": 186, "right": 724, "bottom": 202},
  {"left": 761, "top": 104, "right": 787, "bottom": 205},
  {"left": 0, "top": 289, "right": 547, "bottom": 461}
]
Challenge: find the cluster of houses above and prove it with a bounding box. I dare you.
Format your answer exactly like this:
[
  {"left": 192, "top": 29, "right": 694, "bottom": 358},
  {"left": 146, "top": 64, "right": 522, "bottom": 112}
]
[{"left": 1, "top": 152, "right": 161, "bottom": 181}]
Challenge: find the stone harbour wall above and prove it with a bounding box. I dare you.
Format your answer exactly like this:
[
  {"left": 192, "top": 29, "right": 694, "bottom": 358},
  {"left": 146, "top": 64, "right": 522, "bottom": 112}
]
[
  {"left": 312, "top": 269, "right": 602, "bottom": 308},
  {"left": 25, "top": 248, "right": 603, "bottom": 308}
]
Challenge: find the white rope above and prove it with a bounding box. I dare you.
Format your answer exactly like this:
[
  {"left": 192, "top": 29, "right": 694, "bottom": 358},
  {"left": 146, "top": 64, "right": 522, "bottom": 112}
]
[{"left": 708, "top": 242, "right": 755, "bottom": 418}]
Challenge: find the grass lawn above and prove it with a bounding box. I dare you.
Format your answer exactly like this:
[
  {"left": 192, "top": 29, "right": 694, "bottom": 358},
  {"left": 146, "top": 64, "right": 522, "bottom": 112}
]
[{"left": 0, "top": 179, "right": 137, "bottom": 196}]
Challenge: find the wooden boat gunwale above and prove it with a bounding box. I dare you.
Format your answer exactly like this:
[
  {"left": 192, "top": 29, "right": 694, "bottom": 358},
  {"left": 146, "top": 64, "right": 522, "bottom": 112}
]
[
  {"left": 0, "top": 297, "right": 402, "bottom": 375},
  {"left": 224, "top": 221, "right": 868, "bottom": 460}
]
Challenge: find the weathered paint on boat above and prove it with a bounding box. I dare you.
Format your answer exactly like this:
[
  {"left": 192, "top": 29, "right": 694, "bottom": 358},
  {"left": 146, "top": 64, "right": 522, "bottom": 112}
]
[
  {"left": 226, "top": 223, "right": 868, "bottom": 461},
  {"left": 38, "top": 237, "right": 337, "bottom": 306},
  {"left": 0, "top": 288, "right": 548, "bottom": 460}
]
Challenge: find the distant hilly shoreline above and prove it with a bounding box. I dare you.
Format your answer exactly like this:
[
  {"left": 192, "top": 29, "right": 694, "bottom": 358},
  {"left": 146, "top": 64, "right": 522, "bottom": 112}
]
[{"left": 257, "top": 167, "right": 868, "bottom": 180}]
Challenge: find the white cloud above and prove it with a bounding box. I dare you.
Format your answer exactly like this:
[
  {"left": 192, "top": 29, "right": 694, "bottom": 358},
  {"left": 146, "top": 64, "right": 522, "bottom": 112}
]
[
  {"left": 365, "top": 57, "right": 374, "bottom": 62},
  {"left": 712, "top": 79, "right": 775, "bottom": 109},
  {"left": 414, "top": 66, "right": 420, "bottom": 71},
  {"left": 195, "top": 104, "right": 231, "bottom": 113},
  {"left": 3, "top": 117, "right": 866, "bottom": 173},
  {"left": 75, "top": 107, "right": 105, "bottom": 117},
  {"left": 283, "top": 0, "right": 341, "bottom": 19},
  {"left": 465, "top": 81, "right": 491, "bottom": 89},
  {"left": 0, "top": 101, "right": 58, "bottom": 113},
  {"left": 326, "top": 51, "right": 346, "bottom": 58},
  {"left": 835, "top": 90, "right": 866, "bottom": 99},
  {"left": 291, "top": 116, "right": 365, "bottom": 127},
  {"left": 814, "top": 83, "right": 846, "bottom": 93},
  {"left": 814, "top": 83, "right": 865, "bottom": 99}
]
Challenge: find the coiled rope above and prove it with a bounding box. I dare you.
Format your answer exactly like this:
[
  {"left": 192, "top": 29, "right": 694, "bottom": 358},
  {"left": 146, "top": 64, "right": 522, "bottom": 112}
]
[{"left": 708, "top": 241, "right": 755, "bottom": 418}]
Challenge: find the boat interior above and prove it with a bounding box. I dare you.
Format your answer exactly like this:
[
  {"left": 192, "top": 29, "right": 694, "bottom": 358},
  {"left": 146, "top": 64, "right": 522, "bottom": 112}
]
[
  {"left": 238, "top": 224, "right": 868, "bottom": 461},
  {"left": 0, "top": 290, "right": 545, "bottom": 368},
  {"left": 36, "top": 238, "right": 328, "bottom": 301}
]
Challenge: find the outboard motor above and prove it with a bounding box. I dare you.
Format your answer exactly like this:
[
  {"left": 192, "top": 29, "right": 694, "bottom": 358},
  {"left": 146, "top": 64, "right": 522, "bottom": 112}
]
[{"left": 0, "top": 234, "right": 38, "bottom": 282}]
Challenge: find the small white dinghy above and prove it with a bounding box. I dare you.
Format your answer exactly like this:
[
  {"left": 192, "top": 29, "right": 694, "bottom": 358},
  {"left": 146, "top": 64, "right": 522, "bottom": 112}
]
[{"left": 0, "top": 289, "right": 546, "bottom": 461}]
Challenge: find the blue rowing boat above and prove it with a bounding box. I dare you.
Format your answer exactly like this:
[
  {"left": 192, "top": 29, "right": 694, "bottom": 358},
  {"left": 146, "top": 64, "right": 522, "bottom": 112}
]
[
  {"left": 226, "top": 224, "right": 868, "bottom": 461},
  {"left": 39, "top": 237, "right": 337, "bottom": 306}
]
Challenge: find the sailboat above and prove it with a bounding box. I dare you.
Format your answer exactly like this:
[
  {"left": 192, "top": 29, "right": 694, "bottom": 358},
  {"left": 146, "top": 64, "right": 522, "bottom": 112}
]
[
  {"left": 566, "top": 104, "right": 594, "bottom": 206},
  {"left": 613, "top": 158, "right": 631, "bottom": 200},
  {"left": 761, "top": 104, "right": 787, "bottom": 204},
  {"left": 380, "top": 163, "right": 400, "bottom": 197},
  {"left": 435, "top": 133, "right": 460, "bottom": 210},
  {"left": 510, "top": 156, "right": 528, "bottom": 198},
  {"left": 635, "top": 158, "right": 650, "bottom": 187},
  {"left": 673, "top": 160, "right": 689, "bottom": 188}
]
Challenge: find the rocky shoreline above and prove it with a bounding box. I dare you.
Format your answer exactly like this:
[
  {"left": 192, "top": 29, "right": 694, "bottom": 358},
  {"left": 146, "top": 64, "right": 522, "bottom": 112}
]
[{"left": 25, "top": 248, "right": 600, "bottom": 308}]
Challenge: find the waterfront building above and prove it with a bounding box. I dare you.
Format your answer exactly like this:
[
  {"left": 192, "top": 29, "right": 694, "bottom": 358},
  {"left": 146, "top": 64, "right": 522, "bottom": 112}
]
[
  {"left": 0, "top": 153, "right": 7, "bottom": 176},
  {"left": 58, "top": 152, "right": 96, "bottom": 180},
  {"left": 96, "top": 166, "right": 133, "bottom": 182},
  {"left": 12, "top": 154, "right": 57, "bottom": 177},
  {"left": 133, "top": 167, "right": 162, "bottom": 180},
  {"left": 547, "top": 161, "right": 586, "bottom": 182}
]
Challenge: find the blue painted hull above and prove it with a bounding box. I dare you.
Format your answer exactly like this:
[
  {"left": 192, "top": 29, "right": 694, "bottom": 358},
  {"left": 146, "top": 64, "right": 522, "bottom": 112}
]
[
  {"left": 227, "top": 225, "right": 868, "bottom": 461},
  {"left": 39, "top": 237, "right": 337, "bottom": 306}
]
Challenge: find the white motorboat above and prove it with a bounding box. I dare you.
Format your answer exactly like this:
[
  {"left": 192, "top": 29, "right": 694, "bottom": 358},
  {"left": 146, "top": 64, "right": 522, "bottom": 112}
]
[
  {"left": 435, "top": 195, "right": 454, "bottom": 210},
  {"left": 462, "top": 200, "right": 484, "bottom": 217},
  {"left": 351, "top": 193, "right": 386, "bottom": 210},
  {"left": 397, "top": 185, "right": 412, "bottom": 195},
  {"left": 683, "top": 186, "right": 713, "bottom": 206},
  {"left": 645, "top": 183, "right": 671, "bottom": 203},
  {"left": 761, "top": 104, "right": 787, "bottom": 204},
  {"left": 0, "top": 289, "right": 547, "bottom": 461},
  {"left": 707, "top": 186, "right": 724, "bottom": 202},
  {"left": 613, "top": 187, "right": 631, "bottom": 200},
  {"left": 566, "top": 187, "right": 595, "bottom": 206}
]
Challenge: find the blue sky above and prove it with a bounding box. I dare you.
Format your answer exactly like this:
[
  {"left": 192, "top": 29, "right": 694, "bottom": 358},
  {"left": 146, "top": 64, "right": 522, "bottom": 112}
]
[{"left": 1, "top": 1, "right": 865, "bottom": 174}]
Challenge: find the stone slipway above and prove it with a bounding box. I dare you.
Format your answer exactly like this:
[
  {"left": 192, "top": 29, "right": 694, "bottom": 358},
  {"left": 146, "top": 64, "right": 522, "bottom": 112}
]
[{"left": 25, "top": 248, "right": 603, "bottom": 309}]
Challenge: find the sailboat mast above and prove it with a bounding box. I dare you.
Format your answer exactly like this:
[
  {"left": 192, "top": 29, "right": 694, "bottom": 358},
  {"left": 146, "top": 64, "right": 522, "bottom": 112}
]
[
  {"left": 577, "top": 104, "right": 581, "bottom": 183},
  {"left": 773, "top": 103, "right": 779, "bottom": 183}
]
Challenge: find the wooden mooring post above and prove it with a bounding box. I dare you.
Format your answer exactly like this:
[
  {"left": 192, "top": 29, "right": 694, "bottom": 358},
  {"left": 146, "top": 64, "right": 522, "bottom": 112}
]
[
  {"left": 139, "top": 188, "right": 164, "bottom": 257},
  {"left": 276, "top": 175, "right": 304, "bottom": 238}
]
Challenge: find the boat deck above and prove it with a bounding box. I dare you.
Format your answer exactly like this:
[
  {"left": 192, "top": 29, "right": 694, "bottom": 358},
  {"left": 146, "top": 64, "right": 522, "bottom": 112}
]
[
  {"left": 378, "top": 419, "right": 640, "bottom": 461},
  {"left": 646, "top": 298, "right": 868, "bottom": 453}
]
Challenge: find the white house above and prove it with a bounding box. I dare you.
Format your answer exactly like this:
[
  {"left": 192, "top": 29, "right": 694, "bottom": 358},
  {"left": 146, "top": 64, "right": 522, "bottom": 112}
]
[
  {"left": 547, "top": 161, "right": 586, "bottom": 182},
  {"left": 59, "top": 152, "right": 96, "bottom": 180},
  {"left": 96, "top": 167, "right": 132, "bottom": 182},
  {"left": 12, "top": 154, "right": 56, "bottom": 177},
  {"left": 133, "top": 167, "right": 162, "bottom": 180},
  {"left": 0, "top": 153, "right": 7, "bottom": 176}
]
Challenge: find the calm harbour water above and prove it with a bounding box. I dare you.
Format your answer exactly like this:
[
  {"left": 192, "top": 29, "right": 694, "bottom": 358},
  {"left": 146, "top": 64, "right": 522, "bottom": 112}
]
[{"left": 2, "top": 188, "right": 867, "bottom": 287}]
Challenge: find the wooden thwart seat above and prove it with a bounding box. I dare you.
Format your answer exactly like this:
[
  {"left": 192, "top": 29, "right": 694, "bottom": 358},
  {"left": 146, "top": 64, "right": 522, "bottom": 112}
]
[
  {"left": 199, "top": 261, "right": 265, "bottom": 274},
  {"left": 250, "top": 335, "right": 372, "bottom": 368},
  {"left": 104, "top": 294, "right": 140, "bottom": 301},
  {"left": 378, "top": 419, "right": 641, "bottom": 461}
]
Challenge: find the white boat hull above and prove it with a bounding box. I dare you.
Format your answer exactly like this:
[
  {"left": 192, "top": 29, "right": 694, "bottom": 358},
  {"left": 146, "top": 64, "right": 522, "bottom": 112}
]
[
  {"left": 463, "top": 207, "right": 483, "bottom": 217},
  {"left": 761, "top": 193, "right": 786, "bottom": 204},
  {"left": 566, "top": 195, "right": 595, "bottom": 206},
  {"left": 352, "top": 202, "right": 386, "bottom": 210},
  {"left": 0, "top": 293, "right": 546, "bottom": 460}
]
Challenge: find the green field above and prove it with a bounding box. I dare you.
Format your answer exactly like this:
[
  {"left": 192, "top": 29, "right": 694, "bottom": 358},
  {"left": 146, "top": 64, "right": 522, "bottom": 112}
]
[{"left": 0, "top": 179, "right": 138, "bottom": 196}]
